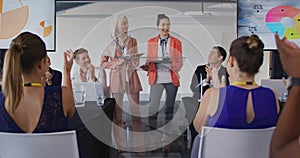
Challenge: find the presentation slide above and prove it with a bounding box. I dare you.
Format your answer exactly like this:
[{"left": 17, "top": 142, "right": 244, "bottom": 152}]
[
  {"left": 238, "top": 0, "right": 300, "bottom": 50},
  {"left": 0, "top": 0, "right": 55, "bottom": 51}
]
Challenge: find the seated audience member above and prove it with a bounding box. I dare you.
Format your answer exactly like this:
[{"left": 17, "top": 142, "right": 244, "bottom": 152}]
[
  {"left": 270, "top": 34, "right": 300, "bottom": 158},
  {"left": 187, "top": 46, "right": 229, "bottom": 145},
  {"left": 72, "top": 48, "right": 98, "bottom": 83},
  {"left": 45, "top": 55, "right": 62, "bottom": 86},
  {"left": 191, "top": 34, "right": 280, "bottom": 158},
  {"left": 72, "top": 48, "right": 108, "bottom": 98},
  {"left": 0, "top": 32, "right": 75, "bottom": 133},
  {"left": 190, "top": 46, "right": 229, "bottom": 100},
  {"left": 193, "top": 34, "right": 280, "bottom": 132}
]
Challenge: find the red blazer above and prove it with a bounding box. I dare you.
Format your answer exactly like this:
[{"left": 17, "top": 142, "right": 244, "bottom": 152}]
[{"left": 145, "top": 35, "right": 183, "bottom": 86}]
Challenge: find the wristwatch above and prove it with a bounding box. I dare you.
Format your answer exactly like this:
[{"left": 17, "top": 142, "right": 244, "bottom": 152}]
[{"left": 286, "top": 76, "right": 300, "bottom": 90}]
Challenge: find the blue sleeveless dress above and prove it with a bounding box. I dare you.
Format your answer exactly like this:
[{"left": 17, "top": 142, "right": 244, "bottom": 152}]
[
  {"left": 208, "top": 86, "right": 278, "bottom": 129},
  {"left": 0, "top": 86, "right": 68, "bottom": 133}
]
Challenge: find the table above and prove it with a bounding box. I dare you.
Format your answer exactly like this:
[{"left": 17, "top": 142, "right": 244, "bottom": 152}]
[{"left": 68, "top": 99, "right": 115, "bottom": 158}]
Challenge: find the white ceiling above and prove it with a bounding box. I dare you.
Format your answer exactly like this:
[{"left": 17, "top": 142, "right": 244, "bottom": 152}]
[{"left": 57, "top": 1, "right": 236, "bottom": 18}]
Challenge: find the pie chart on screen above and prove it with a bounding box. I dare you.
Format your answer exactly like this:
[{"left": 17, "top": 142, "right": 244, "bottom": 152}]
[
  {"left": 266, "top": 6, "right": 300, "bottom": 39},
  {"left": 0, "top": 0, "right": 28, "bottom": 39},
  {"left": 37, "top": 20, "right": 52, "bottom": 37}
]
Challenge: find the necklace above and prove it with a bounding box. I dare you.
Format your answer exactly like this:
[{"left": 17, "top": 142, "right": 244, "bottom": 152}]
[
  {"left": 23, "top": 83, "right": 42, "bottom": 87},
  {"left": 232, "top": 81, "right": 257, "bottom": 85}
]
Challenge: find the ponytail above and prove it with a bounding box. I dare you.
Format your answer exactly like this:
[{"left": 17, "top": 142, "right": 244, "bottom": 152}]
[
  {"left": 2, "top": 42, "right": 23, "bottom": 114},
  {"left": 2, "top": 32, "right": 47, "bottom": 114}
]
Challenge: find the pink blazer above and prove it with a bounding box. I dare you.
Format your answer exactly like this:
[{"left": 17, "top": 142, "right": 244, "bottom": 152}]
[
  {"left": 145, "top": 35, "right": 183, "bottom": 86},
  {"left": 101, "top": 37, "right": 143, "bottom": 93}
]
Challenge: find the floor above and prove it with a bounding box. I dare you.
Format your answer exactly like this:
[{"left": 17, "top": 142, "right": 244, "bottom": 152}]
[{"left": 109, "top": 101, "right": 194, "bottom": 158}]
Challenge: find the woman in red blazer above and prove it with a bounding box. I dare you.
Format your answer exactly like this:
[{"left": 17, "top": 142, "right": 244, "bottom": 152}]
[{"left": 141, "top": 14, "right": 183, "bottom": 154}]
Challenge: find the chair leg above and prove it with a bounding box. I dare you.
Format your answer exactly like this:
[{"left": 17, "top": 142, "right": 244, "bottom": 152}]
[{"left": 187, "top": 126, "right": 192, "bottom": 149}]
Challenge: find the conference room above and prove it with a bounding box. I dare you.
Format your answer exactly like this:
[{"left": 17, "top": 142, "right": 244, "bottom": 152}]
[{"left": 0, "top": 0, "right": 298, "bottom": 158}]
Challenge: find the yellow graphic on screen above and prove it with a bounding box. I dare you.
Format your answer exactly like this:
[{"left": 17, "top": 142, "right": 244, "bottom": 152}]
[
  {"left": 37, "top": 20, "right": 52, "bottom": 37},
  {"left": 0, "top": 0, "right": 28, "bottom": 39},
  {"left": 294, "top": 13, "right": 300, "bottom": 35}
]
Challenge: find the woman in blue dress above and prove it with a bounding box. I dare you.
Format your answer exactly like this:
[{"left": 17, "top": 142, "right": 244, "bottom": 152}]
[
  {"left": 191, "top": 34, "right": 280, "bottom": 158},
  {"left": 193, "top": 34, "right": 280, "bottom": 132},
  {"left": 0, "top": 32, "right": 75, "bottom": 133}
]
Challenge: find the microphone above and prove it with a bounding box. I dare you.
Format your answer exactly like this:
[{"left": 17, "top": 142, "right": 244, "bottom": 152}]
[
  {"left": 161, "top": 38, "right": 170, "bottom": 60},
  {"left": 160, "top": 39, "right": 166, "bottom": 46},
  {"left": 161, "top": 39, "right": 166, "bottom": 55}
]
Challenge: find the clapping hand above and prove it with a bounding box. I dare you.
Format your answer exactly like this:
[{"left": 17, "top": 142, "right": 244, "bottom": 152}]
[
  {"left": 64, "top": 49, "right": 74, "bottom": 74},
  {"left": 211, "top": 68, "right": 221, "bottom": 87},
  {"left": 87, "top": 63, "right": 95, "bottom": 74},
  {"left": 45, "top": 72, "right": 53, "bottom": 85},
  {"left": 205, "top": 65, "right": 212, "bottom": 83}
]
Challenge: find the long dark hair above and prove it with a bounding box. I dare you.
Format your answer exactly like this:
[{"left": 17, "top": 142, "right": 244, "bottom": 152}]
[{"left": 2, "top": 32, "right": 47, "bottom": 113}]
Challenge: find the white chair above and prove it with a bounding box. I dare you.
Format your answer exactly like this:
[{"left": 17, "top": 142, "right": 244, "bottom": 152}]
[
  {"left": 197, "top": 126, "right": 275, "bottom": 158},
  {"left": 0, "top": 130, "right": 79, "bottom": 158}
]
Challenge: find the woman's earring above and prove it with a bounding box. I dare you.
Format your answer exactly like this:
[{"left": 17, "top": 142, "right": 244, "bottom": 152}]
[{"left": 229, "top": 57, "right": 234, "bottom": 67}]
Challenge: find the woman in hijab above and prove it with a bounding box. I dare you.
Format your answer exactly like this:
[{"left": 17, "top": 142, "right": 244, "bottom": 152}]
[{"left": 101, "top": 15, "right": 144, "bottom": 153}]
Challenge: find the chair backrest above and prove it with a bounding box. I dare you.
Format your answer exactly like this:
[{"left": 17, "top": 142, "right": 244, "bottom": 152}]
[
  {"left": 0, "top": 130, "right": 79, "bottom": 158},
  {"left": 198, "top": 126, "right": 275, "bottom": 158}
]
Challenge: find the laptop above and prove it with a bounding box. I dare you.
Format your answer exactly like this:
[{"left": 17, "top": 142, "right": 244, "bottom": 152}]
[{"left": 261, "top": 79, "right": 287, "bottom": 97}]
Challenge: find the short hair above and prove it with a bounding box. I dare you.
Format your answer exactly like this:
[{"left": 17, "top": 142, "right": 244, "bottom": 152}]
[
  {"left": 73, "top": 48, "right": 88, "bottom": 60},
  {"left": 213, "top": 46, "right": 227, "bottom": 62}
]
